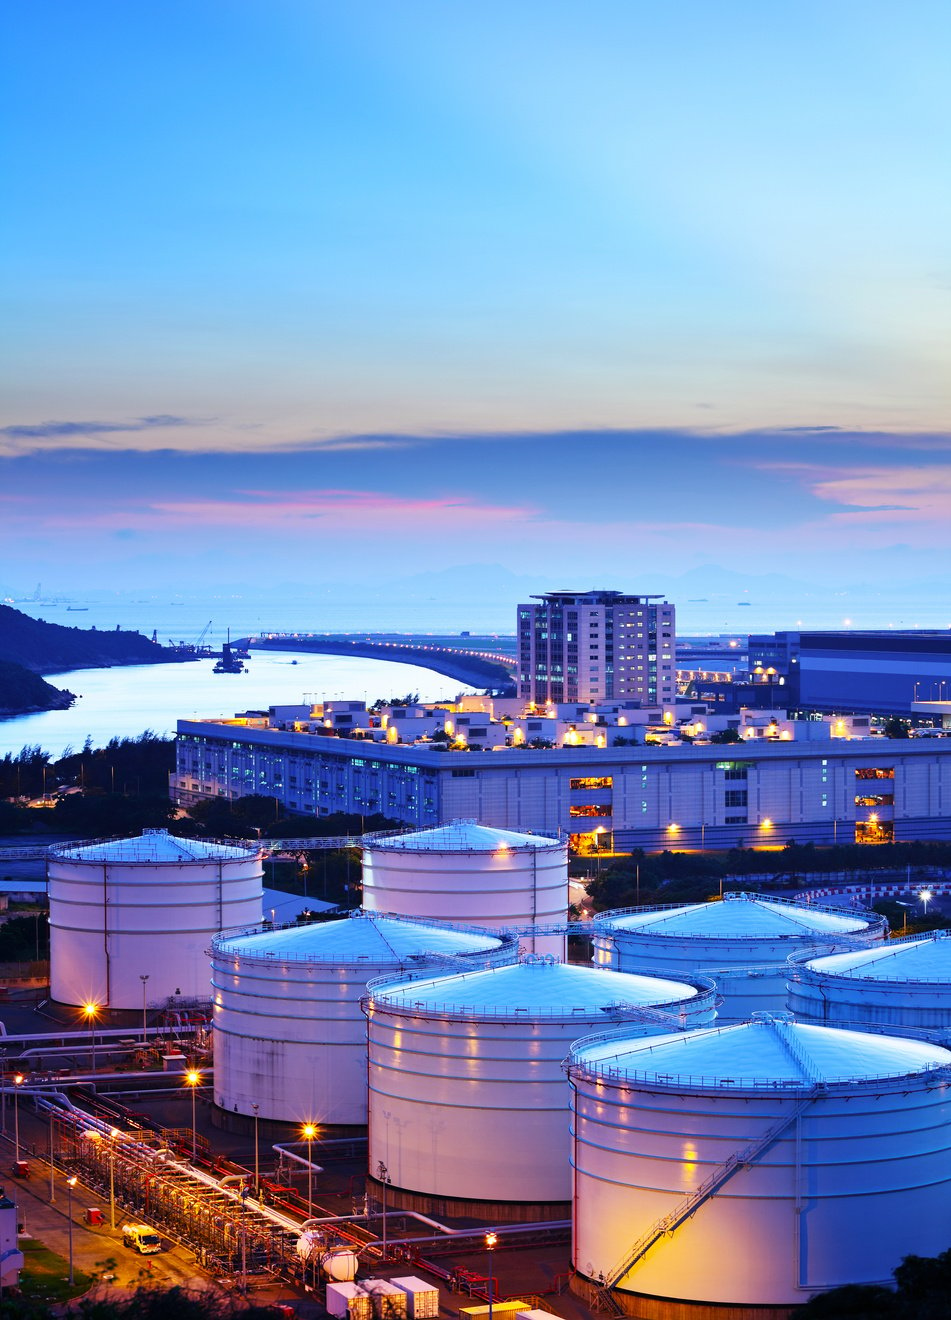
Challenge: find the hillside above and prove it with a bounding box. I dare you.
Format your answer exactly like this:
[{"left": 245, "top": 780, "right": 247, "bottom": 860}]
[
  {"left": 0, "top": 659, "right": 75, "bottom": 718},
  {"left": 0, "top": 603, "right": 182, "bottom": 675}
]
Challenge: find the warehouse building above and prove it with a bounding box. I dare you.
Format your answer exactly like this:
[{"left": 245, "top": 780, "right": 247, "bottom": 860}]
[{"left": 174, "top": 719, "right": 951, "bottom": 850}]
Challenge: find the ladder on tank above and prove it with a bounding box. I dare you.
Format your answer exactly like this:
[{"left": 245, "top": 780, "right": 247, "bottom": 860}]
[{"left": 591, "top": 1086, "right": 824, "bottom": 1314}]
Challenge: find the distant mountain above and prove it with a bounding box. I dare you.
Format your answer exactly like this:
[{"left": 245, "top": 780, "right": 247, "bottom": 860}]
[{"left": 0, "top": 603, "right": 179, "bottom": 675}]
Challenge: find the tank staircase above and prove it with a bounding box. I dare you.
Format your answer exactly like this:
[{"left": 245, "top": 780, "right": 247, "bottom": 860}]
[{"left": 592, "top": 1087, "right": 823, "bottom": 1314}]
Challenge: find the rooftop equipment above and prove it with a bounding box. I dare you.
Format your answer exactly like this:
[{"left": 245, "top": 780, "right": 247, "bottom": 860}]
[
  {"left": 788, "top": 929, "right": 951, "bottom": 1037},
  {"left": 362, "top": 822, "right": 568, "bottom": 956},
  {"left": 210, "top": 910, "right": 516, "bottom": 1124},
  {"left": 594, "top": 892, "right": 886, "bottom": 1022},
  {"left": 48, "top": 829, "right": 263, "bottom": 1009},
  {"left": 566, "top": 1013, "right": 951, "bottom": 1313},
  {"left": 364, "top": 956, "right": 716, "bottom": 1215}
]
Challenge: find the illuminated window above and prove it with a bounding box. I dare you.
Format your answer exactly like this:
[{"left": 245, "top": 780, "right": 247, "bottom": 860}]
[
  {"left": 855, "top": 767, "right": 895, "bottom": 780},
  {"left": 570, "top": 776, "right": 614, "bottom": 790},
  {"left": 569, "top": 804, "right": 613, "bottom": 818}
]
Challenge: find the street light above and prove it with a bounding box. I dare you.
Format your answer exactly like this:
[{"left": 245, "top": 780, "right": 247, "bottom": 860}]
[
  {"left": 920, "top": 888, "right": 934, "bottom": 916},
  {"left": 185, "top": 1070, "right": 201, "bottom": 1161},
  {"left": 301, "top": 1123, "right": 317, "bottom": 1219},
  {"left": 251, "top": 1103, "right": 260, "bottom": 1195},
  {"left": 108, "top": 1128, "right": 119, "bottom": 1229},
  {"left": 140, "top": 975, "right": 150, "bottom": 1044},
  {"left": 485, "top": 1231, "right": 498, "bottom": 1320},
  {"left": 83, "top": 1003, "right": 100, "bottom": 1073},
  {"left": 66, "top": 1175, "right": 78, "bottom": 1284},
  {"left": 13, "top": 1073, "right": 23, "bottom": 1161},
  {"left": 377, "top": 1160, "right": 391, "bottom": 1262}
]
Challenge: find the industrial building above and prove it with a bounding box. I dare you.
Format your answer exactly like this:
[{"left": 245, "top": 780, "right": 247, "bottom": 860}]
[
  {"left": 566, "top": 1014, "right": 951, "bottom": 1315},
  {"left": 364, "top": 957, "right": 716, "bottom": 1218},
  {"left": 210, "top": 911, "right": 517, "bottom": 1125},
  {"left": 593, "top": 892, "right": 885, "bottom": 1022},
  {"left": 517, "top": 589, "right": 676, "bottom": 706},
  {"left": 48, "top": 828, "right": 263, "bottom": 1009},
  {"left": 174, "top": 720, "right": 951, "bottom": 849},
  {"left": 787, "top": 930, "right": 951, "bottom": 1035}
]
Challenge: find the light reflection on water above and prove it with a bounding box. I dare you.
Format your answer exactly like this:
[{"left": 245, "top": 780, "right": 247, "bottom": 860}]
[{"left": 0, "top": 651, "right": 473, "bottom": 757}]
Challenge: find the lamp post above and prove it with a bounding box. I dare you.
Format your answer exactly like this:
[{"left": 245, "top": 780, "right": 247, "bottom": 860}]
[
  {"left": 377, "top": 1160, "right": 391, "bottom": 1262},
  {"left": 67, "top": 1175, "right": 78, "bottom": 1284},
  {"left": 185, "top": 1070, "right": 201, "bottom": 1162},
  {"left": 485, "top": 1231, "right": 498, "bottom": 1320},
  {"left": 140, "top": 975, "right": 150, "bottom": 1044},
  {"left": 301, "top": 1123, "right": 317, "bottom": 1220},
  {"left": 13, "top": 1073, "right": 23, "bottom": 1161},
  {"left": 83, "top": 1003, "right": 99, "bottom": 1073},
  {"left": 251, "top": 1103, "right": 260, "bottom": 1195},
  {"left": 108, "top": 1128, "right": 119, "bottom": 1229},
  {"left": 49, "top": 1108, "right": 56, "bottom": 1203},
  {"left": 920, "top": 888, "right": 933, "bottom": 916}
]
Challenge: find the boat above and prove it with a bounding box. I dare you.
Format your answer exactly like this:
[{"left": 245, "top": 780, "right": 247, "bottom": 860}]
[
  {"left": 67, "top": 606, "right": 89, "bottom": 611},
  {"left": 213, "top": 629, "right": 247, "bottom": 673}
]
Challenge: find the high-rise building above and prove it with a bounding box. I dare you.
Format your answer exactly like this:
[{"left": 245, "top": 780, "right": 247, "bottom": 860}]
[{"left": 517, "top": 590, "right": 676, "bottom": 706}]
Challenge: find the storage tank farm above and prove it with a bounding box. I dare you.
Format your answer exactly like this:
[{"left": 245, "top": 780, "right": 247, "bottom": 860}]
[
  {"left": 566, "top": 1014, "right": 951, "bottom": 1317},
  {"left": 361, "top": 822, "right": 568, "bottom": 956},
  {"left": 788, "top": 930, "right": 951, "bottom": 1038},
  {"left": 48, "top": 828, "right": 263, "bottom": 1008},
  {"left": 593, "top": 892, "right": 887, "bottom": 1022},
  {"left": 363, "top": 956, "right": 717, "bottom": 1219},
  {"left": 210, "top": 911, "right": 517, "bottom": 1125}
]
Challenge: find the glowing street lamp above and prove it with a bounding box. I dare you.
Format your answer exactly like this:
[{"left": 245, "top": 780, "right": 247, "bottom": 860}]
[
  {"left": 920, "top": 888, "right": 933, "bottom": 916},
  {"left": 301, "top": 1122, "right": 317, "bottom": 1219},
  {"left": 67, "top": 1175, "right": 78, "bottom": 1283},
  {"left": 485, "top": 1231, "right": 498, "bottom": 1320},
  {"left": 83, "top": 1003, "right": 100, "bottom": 1073},
  {"left": 13, "top": 1073, "right": 23, "bottom": 1161},
  {"left": 185, "top": 1070, "right": 201, "bottom": 1161}
]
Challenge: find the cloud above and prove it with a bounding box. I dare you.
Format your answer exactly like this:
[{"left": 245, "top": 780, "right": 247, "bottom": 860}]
[{"left": 0, "top": 415, "right": 200, "bottom": 442}]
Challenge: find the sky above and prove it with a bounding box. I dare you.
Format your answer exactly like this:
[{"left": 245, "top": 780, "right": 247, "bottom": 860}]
[{"left": 3, "top": 2, "right": 951, "bottom": 614}]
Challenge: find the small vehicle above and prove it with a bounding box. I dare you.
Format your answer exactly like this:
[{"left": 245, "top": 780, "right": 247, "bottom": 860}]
[
  {"left": 122, "top": 1223, "right": 162, "bottom": 1254},
  {"left": 10, "top": 1160, "right": 30, "bottom": 1179}
]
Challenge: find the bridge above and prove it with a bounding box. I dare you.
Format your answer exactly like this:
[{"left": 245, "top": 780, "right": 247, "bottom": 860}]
[{"left": 241, "top": 633, "right": 516, "bottom": 693}]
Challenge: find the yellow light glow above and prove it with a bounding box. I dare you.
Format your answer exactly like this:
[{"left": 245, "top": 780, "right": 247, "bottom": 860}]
[
  {"left": 760, "top": 818, "right": 773, "bottom": 830},
  {"left": 13, "top": 1073, "right": 23, "bottom": 1086},
  {"left": 667, "top": 823, "right": 679, "bottom": 834},
  {"left": 83, "top": 1002, "right": 99, "bottom": 1019},
  {"left": 301, "top": 1122, "right": 318, "bottom": 1140},
  {"left": 67, "top": 1176, "right": 77, "bottom": 1187},
  {"left": 185, "top": 1069, "right": 201, "bottom": 1087},
  {"left": 485, "top": 1231, "right": 498, "bottom": 1249}
]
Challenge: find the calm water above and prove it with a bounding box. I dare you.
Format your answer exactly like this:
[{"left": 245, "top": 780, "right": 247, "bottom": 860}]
[{"left": 0, "top": 650, "right": 474, "bottom": 757}]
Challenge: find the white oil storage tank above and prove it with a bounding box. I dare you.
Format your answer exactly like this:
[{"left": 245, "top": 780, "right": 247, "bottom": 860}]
[
  {"left": 49, "top": 829, "right": 263, "bottom": 1009},
  {"left": 362, "top": 822, "right": 568, "bottom": 955},
  {"left": 364, "top": 956, "right": 716, "bottom": 1217},
  {"left": 594, "top": 892, "right": 886, "bottom": 1022},
  {"left": 566, "top": 1013, "right": 951, "bottom": 1316},
  {"left": 210, "top": 911, "right": 516, "bottom": 1125},
  {"left": 788, "top": 930, "right": 951, "bottom": 1037}
]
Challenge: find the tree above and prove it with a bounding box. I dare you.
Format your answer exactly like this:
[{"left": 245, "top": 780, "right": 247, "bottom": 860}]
[
  {"left": 710, "top": 727, "right": 742, "bottom": 744},
  {"left": 882, "top": 717, "right": 910, "bottom": 739}
]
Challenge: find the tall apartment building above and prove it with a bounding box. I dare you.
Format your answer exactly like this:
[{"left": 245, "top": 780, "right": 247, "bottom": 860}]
[{"left": 517, "top": 590, "right": 676, "bottom": 706}]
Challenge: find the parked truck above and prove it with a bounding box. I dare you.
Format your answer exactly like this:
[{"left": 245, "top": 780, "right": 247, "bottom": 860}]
[{"left": 122, "top": 1223, "right": 162, "bottom": 1254}]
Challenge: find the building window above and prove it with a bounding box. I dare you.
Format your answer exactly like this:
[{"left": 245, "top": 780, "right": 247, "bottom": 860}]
[
  {"left": 570, "top": 776, "right": 613, "bottom": 790},
  {"left": 569, "top": 804, "right": 613, "bottom": 818},
  {"left": 855, "top": 767, "right": 895, "bottom": 780},
  {"left": 725, "top": 790, "right": 748, "bottom": 807}
]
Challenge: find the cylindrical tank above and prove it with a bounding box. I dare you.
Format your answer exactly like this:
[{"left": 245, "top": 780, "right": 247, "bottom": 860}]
[
  {"left": 567, "top": 1014, "right": 951, "bottom": 1314},
  {"left": 49, "top": 829, "right": 263, "bottom": 1009},
  {"left": 364, "top": 957, "right": 717, "bottom": 1213},
  {"left": 594, "top": 892, "right": 886, "bottom": 1023},
  {"left": 210, "top": 911, "right": 517, "bottom": 1124},
  {"left": 788, "top": 930, "right": 951, "bottom": 1036},
  {"left": 362, "top": 821, "right": 568, "bottom": 955}
]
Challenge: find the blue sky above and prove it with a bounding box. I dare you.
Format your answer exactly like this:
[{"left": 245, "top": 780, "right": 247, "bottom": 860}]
[{"left": 3, "top": 2, "right": 951, "bottom": 601}]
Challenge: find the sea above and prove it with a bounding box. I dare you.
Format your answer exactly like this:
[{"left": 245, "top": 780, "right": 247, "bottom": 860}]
[{"left": 1, "top": 591, "right": 495, "bottom": 757}]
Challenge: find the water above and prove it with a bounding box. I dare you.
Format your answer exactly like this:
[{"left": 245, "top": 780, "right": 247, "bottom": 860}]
[{"left": 0, "top": 651, "right": 474, "bottom": 757}]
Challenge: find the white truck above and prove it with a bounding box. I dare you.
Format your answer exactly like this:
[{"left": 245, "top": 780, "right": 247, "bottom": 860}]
[{"left": 122, "top": 1223, "right": 162, "bottom": 1254}]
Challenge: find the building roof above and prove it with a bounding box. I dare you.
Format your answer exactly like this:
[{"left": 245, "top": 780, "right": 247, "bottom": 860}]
[
  {"left": 214, "top": 910, "right": 504, "bottom": 963},
  {"left": 570, "top": 1015, "right": 951, "bottom": 1087},
  {"left": 596, "top": 892, "right": 871, "bottom": 939},
  {"left": 368, "top": 958, "right": 700, "bottom": 1017},
  {"left": 366, "top": 821, "right": 562, "bottom": 853},
  {"left": 803, "top": 930, "right": 951, "bottom": 983},
  {"left": 52, "top": 828, "right": 258, "bottom": 864}
]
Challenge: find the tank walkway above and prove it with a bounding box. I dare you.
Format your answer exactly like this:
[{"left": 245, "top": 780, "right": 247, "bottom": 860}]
[{"left": 593, "top": 1087, "right": 823, "bottom": 1313}]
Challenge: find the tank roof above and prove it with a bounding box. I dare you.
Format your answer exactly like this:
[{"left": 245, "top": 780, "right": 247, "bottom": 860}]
[
  {"left": 51, "top": 828, "right": 258, "bottom": 864},
  {"left": 569, "top": 1014, "right": 951, "bottom": 1089},
  {"left": 368, "top": 958, "right": 700, "bottom": 1018},
  {"left": 803, "top": 930, "right": 951, "bottom": 984},
  {"left": 596, "top": 892, "right": 872, "bottom": 939},
  {"left": 214, "top": 910, "right": 505, "bottom": 963},
  {"left": 366, "top": 821, "right": 562, "bottom": 853}
]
